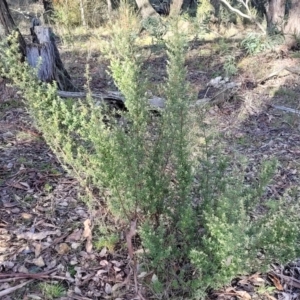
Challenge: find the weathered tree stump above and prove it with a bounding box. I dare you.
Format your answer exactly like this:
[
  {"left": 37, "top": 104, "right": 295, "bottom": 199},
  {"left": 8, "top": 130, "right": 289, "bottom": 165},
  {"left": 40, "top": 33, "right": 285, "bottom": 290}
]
[{"left": 26, "top": 24, "right": 77, "bottom": 92}]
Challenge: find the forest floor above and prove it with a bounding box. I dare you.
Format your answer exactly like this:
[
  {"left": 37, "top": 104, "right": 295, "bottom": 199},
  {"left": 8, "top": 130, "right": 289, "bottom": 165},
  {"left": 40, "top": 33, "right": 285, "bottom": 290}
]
[{"left": 1, "top": 1, "right": 300, "bottom": 299}]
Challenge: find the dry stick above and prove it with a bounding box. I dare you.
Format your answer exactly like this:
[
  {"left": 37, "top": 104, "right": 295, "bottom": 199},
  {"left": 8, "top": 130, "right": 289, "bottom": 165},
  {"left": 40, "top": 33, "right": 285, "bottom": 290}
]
[
  {"left": 0, "top": 273, "right": 73, "bottom": 283},
  {"left": 272, "top": 105, "right": 300, "bottom": 115},
  {"left": 0, "top": 278, "right": 25, "bottom": 283},
  {"left": 0, "top": 268, "right": 57, "bottom": 279},
  {"left": 67, "top": 294, "right": 93, "bottom": 300},
  {"left": 257, "top": 66, "right": 300, "bottom": 85},
  {"left": 126, "top": 219, "right": 146, "bottom": 299},
  {"left": 285, "top": 67, "right": 300, "bottom": 75},
  {"left": 0, "top": 279, "right": 34, "bottom": 297},
  {"left": 219, "top": 0, "right": 266, "bottom": 33},
  {"left": 257, "top": 67, "right": 286, "bottom": 84}
]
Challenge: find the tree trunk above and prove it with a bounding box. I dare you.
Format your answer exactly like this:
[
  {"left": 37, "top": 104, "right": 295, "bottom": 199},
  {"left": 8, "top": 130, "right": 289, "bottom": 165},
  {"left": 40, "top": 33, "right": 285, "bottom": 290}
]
[
  {"left": 0, "top": 0, "right": 26, "bottom": 58},
  {"left": 210, "top": 0, "right": 220, "bottom": 19},
  {"left": 79, "top": 0, "right": 86, "bottom": 26},
  {"left": 169, "top": 0, "right": 184, "bottom": 15},
  {"left": 251, "top": 0, "right": 267, "bottom": 19},
  {"left": 107, "top": 0, "right": 113, "bottom": 18},
  {"left": 0, "top": 1, "right": 75, "bottom": 91},
  {"left": 266, "top": 0, "right": 286, "bottom": 33},
  {"left": 284, "top": 0, "right": 300, "bottom": 47},
  {"left": 27, "top": 25, "right": 77, "bottom": 91},
  {"left": 182, "top": 0, "right": 197, "bottom": 16},
  {"left": 135, "top": 0, "right": 159, "bottom": 19},
  {"left": 42, "top": 0, "right": 55, "bottom": 24}
]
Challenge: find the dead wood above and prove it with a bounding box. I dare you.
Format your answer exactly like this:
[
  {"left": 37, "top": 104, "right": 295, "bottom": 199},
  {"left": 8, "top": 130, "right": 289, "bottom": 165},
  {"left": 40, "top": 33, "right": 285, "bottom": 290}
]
[
  {"left": 57, "top": 87, "right": 236, "bottom": 111},
  {"left": 27, "top": 25, "right": 77, "bottom": 92},
  {"left": 57, "top": 90, "right": 166, "bottom": 110},
  {"left": 257, "top": 66, "right": 300, "bottom": 84},
  {"left": 0, "top": 279, "right": 33, "bottom": 297},
  {"left": 269, "top": 272, "right": 300, "bottom": 289},
  {"left": 272, "top": 105, "right": 300, "bottom": 115},
  {"left": 195, "top": 86, "right": 237, "bottom": 106},
  {"left": 0, "top": 268, "right": 73, "bottom": 283}
]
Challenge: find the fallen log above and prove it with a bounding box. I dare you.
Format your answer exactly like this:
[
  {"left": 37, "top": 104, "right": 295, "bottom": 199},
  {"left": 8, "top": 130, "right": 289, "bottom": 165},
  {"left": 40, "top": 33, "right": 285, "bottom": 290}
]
[{"left": 57, "top": 90, "right": 167, "bottom": 110}]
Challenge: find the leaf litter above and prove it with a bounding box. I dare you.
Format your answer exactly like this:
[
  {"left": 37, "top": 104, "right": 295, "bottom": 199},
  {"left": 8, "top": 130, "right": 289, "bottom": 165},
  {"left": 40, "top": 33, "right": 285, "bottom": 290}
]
[{"left": 0, "top": 82, "right": 136, "bottom": 299}]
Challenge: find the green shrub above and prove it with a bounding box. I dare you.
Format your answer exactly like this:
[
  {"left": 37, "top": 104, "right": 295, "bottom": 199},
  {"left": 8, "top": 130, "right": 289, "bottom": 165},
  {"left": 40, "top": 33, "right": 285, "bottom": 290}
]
[
  {"left": 190, "top": 154, "right": 300, "bottom": 297},
  {"left": 197, "top": 0, "right": 214, "bottom": 21},
  {"left": 223, "top": 54, "right": 238, "bottom": 77},
  {"left": 241, "top": 32, "right": 284, "bottom": 55},
  {"left": 1, "top": 14, "right": 300, "bottom": 300},
  {"left": 39, "top": 282, "right": 65, "bottom": 299}
]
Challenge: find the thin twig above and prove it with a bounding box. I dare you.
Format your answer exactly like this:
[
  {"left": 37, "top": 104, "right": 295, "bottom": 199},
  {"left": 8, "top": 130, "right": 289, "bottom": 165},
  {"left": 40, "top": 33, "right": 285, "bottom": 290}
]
[{"left": 0, "top": 268, "right": 57, "bottom": 279}]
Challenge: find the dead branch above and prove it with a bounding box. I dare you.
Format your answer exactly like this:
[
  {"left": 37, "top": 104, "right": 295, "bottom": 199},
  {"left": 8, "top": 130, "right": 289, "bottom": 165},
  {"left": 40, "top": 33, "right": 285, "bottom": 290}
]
[
  {"left": 57, "top": 90, "right": 166, "bottom": 110},
  {"left": 0, "top": 269, "right": 73, "bottom": 283},
  {"left": 27, "top": 26, "right": 77, "bottom": 91},
  {"left": 257, "top": 67, "right": 286, "bottom": 84},
  {"left": 272, "top": 105, "right": 300, "bottom": 115},
  {"left": 257, "top": 66, "right": 300, "bottom": 84},
  {"left": 0, "top": 268, "right": 57, "bottom": 279},
  {"left": 219, "top": 0, "right": 266, "bottom": 33},
  {"left": 0, "top": 279, "right": 34, "bottom": 297},
  {"left": 285, "top": 67, "right": 300, "bottom": 75},
  {"left": 195, "top": 86, "right": 236, "bottom": 106},
  {"left": 57, "top": 90, "right": 124, "bottom": 104},
  {"left": 58, "top": 85, "right": 237, "bottom": 111}
]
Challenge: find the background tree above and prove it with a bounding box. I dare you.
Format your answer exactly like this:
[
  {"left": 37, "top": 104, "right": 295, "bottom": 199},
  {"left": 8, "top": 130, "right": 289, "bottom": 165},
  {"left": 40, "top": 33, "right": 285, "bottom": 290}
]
[
  {"left": 135, "top": 0, "right": 159, "bottom": 19},
  {"left": 213, "top": 0, "right": 300, "bottom": 48},
  {"left": 0, "top": 0, "right": 26, "bottom": 58},
  {"left": 263, "top": 0, "right": 300, "bottom": 47},
  {"left": 265, "top": 0, "right": 285, "bottom": 33},
  {"left": 210, "top": 0, "right": 220, "bottom": 19},
  {"left": 42, "top": 0, "right": 55, "bottom": 24},
  {"left": 169, "top": 0, "right": 184, "bottom": 15},
  {"left": 283, "top": 0, "right": 300, "bottom": 47}
]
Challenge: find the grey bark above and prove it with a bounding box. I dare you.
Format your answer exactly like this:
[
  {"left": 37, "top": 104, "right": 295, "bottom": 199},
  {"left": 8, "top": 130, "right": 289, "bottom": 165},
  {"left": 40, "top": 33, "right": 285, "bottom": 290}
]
[
  {"left": 57, "top": 90, "right": 166, "bottom": 110},
  {"left": 284, "top": 0, "right": 300, "bottom": 47},
  {"left": 106, "top": 0, "right": 113, "bottom": 17},
  {"left": 170, "top": 0, "right": 184, "bottom": 15},
  {"left": 210, "top": 0, "right": 220, "bottom": 18},
  {"left": 27, "top": 26, "right": 77, "bottom": 91},
  {"left": 79, "top": 0, "right": 86, "bottom": 26},
  {"left": 42, "top": 0, "right": 55, "bottom": 24},
  {"left": 135, "top": 0, "right": 159, "bottom": 19},
  {"left": 266, "top": 0, "right": 285, "bottom": 33}
]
